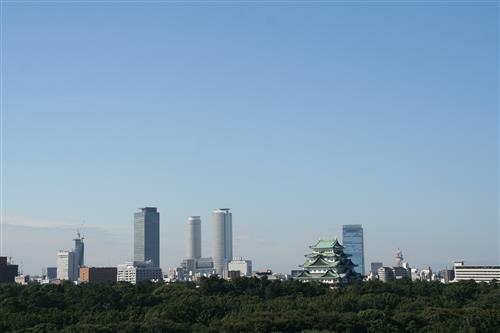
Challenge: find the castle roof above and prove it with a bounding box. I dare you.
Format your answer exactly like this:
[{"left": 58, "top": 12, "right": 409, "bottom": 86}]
[{"left": 310, "top": 238, "right": 344, "bottom": 250}]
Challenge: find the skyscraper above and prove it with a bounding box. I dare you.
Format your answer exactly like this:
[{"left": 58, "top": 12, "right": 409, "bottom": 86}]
[
  {"left": 57, "top": 250, "right": 78, "bottom": 281},
  {"left": 73, "top": 232, "right": 85, "bottom": 267},
  {"left": 187, "top": 216, "right": 202, "bottom": 259},
  {"left": 212, "top": 208, "right": 232, "bottom": 275},
  {"left": 342, "top": 224, "right": 365, "bottom": 275},
  {"left": 134, "top": 207, "right": 160, "bottom": 267}
]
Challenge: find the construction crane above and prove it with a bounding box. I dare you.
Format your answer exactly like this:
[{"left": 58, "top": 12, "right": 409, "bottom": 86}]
[{"left": 76, "top": 220, "right": 85, "bottom": 241}]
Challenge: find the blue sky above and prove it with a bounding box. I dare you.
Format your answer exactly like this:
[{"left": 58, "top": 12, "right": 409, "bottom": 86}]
[{"left": 2, "top": 2, "right": 498, "bottom": 274}]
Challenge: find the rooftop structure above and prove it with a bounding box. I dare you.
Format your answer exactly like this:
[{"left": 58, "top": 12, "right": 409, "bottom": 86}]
[
  {"left": 295, "top": 239, "right": 362, "bottom": 285},
  {"left": 253, "top": 269, "right": 276, "bottom": 280}
]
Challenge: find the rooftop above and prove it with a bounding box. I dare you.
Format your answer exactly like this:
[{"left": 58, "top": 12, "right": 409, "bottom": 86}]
[{"left": 310, "top": 238, "right": 344, "bottom": 250}]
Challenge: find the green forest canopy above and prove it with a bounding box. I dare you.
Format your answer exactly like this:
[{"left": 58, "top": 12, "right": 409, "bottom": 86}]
[{"left": 0, "top": 277, "right": 499, "bottom": 333}]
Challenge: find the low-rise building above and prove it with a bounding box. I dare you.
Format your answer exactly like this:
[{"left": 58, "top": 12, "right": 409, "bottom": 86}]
[
  {"left": 80, "top": 267, "right": 117, "bottom": 283},
  {"left": 377, "top": 266, "right": 410, "bottom": 282},
  {"left": 117, "top": 261, "right": 162, "bottom": 284},
  {"left": 453, "top": 261, "right": 500, "bottom": 283},
  {"left": 228, "top": 257, "right": 252, "bottom": 277}
]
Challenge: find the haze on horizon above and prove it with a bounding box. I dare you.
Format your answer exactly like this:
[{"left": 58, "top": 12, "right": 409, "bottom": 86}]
[{"left": 1, "top": 3, "right": 498, "bottom": 275}]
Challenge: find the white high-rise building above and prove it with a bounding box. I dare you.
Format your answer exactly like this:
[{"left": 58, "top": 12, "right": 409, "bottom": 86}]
[
  {"left": 187, "top": 216, "right": 202, "bottom": 259},
  {"left": 57, "top": 250, "right": 78, "bottom": 281},
  {"left": 212, "top": 208, "right": 232, "bottom": 275}
]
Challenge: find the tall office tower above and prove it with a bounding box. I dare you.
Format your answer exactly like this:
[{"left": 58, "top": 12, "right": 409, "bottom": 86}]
[
  {"left": 342, "top": 224, "right": 365, "bottom": 275},
  {"left": 212, "top": 208, "right": 232, "bottom": 275},
  {"left": 73, "top": 232, "right": 85, "bottom": 267},
  {"left": 57, "top": 250, "right": 78, "bottom": 281},
  {"left": 187, "top": 216, "right": 202, "bottom": 259},
  {"left": 134, "top": 207, "right": 160, "bottom": 267}
]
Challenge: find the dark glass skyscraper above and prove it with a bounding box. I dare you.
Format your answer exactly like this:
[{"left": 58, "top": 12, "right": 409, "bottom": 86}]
[
  {"left": 134, "top": 207, "right": 160, "bottom": 267},
  {"left": 73, "top": 232, "right": 85, "bottom": 267},
  {"left": 342, "top": 224, "right": 365, "bottom": 275}
]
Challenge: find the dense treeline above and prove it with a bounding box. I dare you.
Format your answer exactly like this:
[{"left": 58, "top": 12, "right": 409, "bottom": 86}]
[{"left": 0, "top": 277, "right": 499, "bottom": 333}]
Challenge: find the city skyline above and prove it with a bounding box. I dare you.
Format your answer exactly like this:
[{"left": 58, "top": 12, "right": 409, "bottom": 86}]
[
  {"left": 2, "top": 4, "right": 498, "bottom": 274},
  {"left": 4, "top": 206, "right": 497, "bottom": 276}
]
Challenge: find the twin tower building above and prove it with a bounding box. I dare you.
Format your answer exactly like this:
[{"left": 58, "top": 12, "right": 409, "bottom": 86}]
[{"left": 134, "top": 207, "right": 233, "bottom": 275}]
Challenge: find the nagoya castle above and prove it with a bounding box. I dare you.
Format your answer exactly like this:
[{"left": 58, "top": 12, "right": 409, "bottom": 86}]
[{"left": 296, "top": 238, "right": 362, "bottom": 285}]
